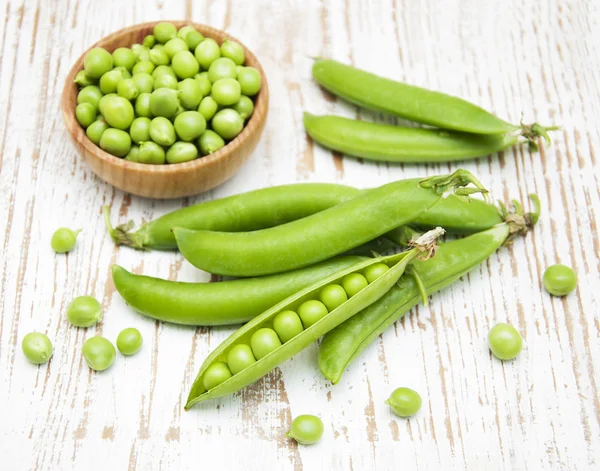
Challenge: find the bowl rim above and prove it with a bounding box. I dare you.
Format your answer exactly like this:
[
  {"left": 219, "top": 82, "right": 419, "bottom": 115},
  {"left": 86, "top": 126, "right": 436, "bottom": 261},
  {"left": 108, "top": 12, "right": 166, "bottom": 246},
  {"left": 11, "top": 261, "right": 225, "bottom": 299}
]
[{"left": 61, "top": 20, "right": 269, "bottom": 175}]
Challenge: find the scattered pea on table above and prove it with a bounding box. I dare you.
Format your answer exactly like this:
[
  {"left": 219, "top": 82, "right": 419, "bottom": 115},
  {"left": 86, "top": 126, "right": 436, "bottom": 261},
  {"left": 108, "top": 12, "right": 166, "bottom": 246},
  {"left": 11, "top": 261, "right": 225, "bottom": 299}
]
[
  {"left": 488, "top": 323, "right": 523, "bottom": 361},
  {"left": 82, "top": 336, "right": 116, "bottom": 371},
  {"left": 286, "top": 415, "right": 324, "bottom": 445},
  {"left": 51, "top": 227, "right": 80, "bottom": 253},
  {"left": 386, "top": 387, "right": 422, "bottom": 418},
  {"left": 543, "top": 264, "right": 577, "bottom": 296},
  {"left": 22, "top": 332, "right": 53, "bottom": 365}
]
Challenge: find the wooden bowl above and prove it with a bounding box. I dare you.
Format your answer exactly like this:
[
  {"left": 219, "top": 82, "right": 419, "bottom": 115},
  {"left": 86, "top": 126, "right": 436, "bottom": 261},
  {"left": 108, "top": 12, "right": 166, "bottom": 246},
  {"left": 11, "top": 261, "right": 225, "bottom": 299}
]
[{"left": 62, "top": 21, "right": 269, "bottom": 199}]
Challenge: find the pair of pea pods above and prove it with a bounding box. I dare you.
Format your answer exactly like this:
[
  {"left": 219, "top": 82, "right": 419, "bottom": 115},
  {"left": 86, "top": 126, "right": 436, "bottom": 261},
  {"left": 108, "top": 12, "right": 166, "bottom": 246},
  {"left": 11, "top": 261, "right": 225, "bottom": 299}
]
[
  {"left": 107, "top": 171, "right": 539, "bottom": 407},
  {"left": 304, "top": 59, "right": 557, "bottom": 163}
]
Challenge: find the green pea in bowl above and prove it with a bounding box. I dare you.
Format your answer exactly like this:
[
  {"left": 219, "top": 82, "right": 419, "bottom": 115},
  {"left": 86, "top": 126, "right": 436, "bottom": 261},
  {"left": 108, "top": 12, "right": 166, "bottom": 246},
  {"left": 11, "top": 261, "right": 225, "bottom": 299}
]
[{"left": 62, "top": 21, "right": 268, "bottom": 199}]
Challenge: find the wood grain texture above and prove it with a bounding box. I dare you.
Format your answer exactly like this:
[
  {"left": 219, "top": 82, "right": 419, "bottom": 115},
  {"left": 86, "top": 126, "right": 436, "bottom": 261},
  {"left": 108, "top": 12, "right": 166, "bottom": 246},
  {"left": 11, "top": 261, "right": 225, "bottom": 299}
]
[{"left": 0, "top": 0, "right": 598, "bottom": 470}]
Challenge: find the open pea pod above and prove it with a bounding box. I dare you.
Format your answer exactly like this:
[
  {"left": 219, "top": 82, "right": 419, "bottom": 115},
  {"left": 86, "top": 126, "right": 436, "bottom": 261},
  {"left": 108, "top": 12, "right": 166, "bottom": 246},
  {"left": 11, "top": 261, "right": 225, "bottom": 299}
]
[{"left": 185, "top": 228, "right": 443, "bottom": 409}]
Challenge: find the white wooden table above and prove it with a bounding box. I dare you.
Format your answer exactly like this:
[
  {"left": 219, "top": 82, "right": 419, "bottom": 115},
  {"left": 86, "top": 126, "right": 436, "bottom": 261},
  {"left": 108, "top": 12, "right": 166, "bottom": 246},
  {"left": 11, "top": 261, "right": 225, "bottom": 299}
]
[{"left": 1, "top": 0, "right": 598, "bottom": 469}]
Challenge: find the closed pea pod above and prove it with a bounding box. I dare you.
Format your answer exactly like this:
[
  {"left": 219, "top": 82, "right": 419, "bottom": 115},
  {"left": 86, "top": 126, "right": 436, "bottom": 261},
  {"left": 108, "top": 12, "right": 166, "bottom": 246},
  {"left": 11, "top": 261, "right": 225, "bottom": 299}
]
[
  {"left": 312, "top": 59, "right": 556, "bottom": 147},
  {"left": 318, "top": 197, "right": 539, "bottom": 383},
  {"left": 111, "top": 256, "right": 366, "bottom": 326},
  {"left": 303, "top": 113, "right": 519, "bottom": 163},
  {"left": 185, "top": 229, "right": 443, "bottom": 408},
  {"left": 173, "top": 170, "right": 487, "bottom": 277},
  {"left": 105, "top": 181, "right": 503, "bottom": 251}
]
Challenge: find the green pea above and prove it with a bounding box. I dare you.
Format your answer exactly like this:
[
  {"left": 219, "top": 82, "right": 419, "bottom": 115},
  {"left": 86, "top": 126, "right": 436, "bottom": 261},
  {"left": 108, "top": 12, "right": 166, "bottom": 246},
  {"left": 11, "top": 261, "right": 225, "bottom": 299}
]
[
  {"left": 178, "top": 78, "right": 203, "bottom": 109},
  {"left": 129, "top": 117, "right": 151, "bottom": 143},
  {"left": 152, "top": 44, "right": 165, "bottom": 52},
  {"left": 117, "top": 78, "right": 139, "bottom": 100},
  {"left": 235, "top": 65, "right": 244, "bottom": 77},
  {"left": 86, "top": 118, "right": 109, "bottom": 144},
  {"left": 143, "top": 34, "right": 156, "bottom": 48},
  {"left": 84, "top": 47, "right": 113, "bottom": 79},
  {"left": 112, "top": 47, "right": 136, "bottom": 71},
  {"left": 173, "top": 104, "right": 186, "bottom": 118},
  {"left": 194, "top": 38, "right": 220, "bottom": 69},
  {"left": 99, "top": 69, "right": 124, "bottom": 94},
  {"left": 197, "top": 96, "right": 219, "bottom": 121},
  {"left": 297, "top": 300, "right": 328, "bottom": 328},
  {"left": 177, "top": 25, "right": 196, "bottom": 41},
  {"left": 341, "top": 273, "right": 368, "bottom": 297},
  {"left": 116, "top": 327, "right": 143, "bottom": 355},
  {"left": 197, "top": 129, "right": 225, "bottom": 155},
  {"left": 186, "top": 30, "right": 204, "bottom": 50},
  {"left": 125, "top": 145, "right": 140, "bottom": 162},
  {"left": 75, "top": 103, "right": 96, "bottom": 128},
  {"left": 250, "top": 328, "right": 282, "bottom": 360},
  {"left": 211, "top": 78, "right": 241, "bottom": 106},
  {"left": 51, "top": 227, "right": 80, "bottom": 253},
  {"left": 237, "top": 66, "right": 261, "bottom": 96},
  {"left": 153, "top": 73, "right": 178, "bottom": 90},
  {"left": 101, "top": 96, "right": 134, "bottom": 129},
  {"left": 152, "top": 65, "right": 177, "bottom": 80},
  {"left": 149, "top": 88, "right": 179, "bottom": 118},
  {"left": 98, "top": 93, "right": 117, "bottom": 115},
  {"left": 173, "top": 111, "right": 206, "bottom": 142},
  {"left": 488, "top": 323, "right": 523, "bottom": 360},
  {"left": 543, "top": 264, "right": 577, "bottom": 296},
  {"left": 273, "top": 310, "right": 304, "bottom": 343},
  {"left": 220, "top": 39, "right": 245, "bottom": 65},
  {"left": 138, "top": 141, "right": 166, "bottom": 165},
  {"left": 149, "top": 47, "right": 170, "bottom": 66},
  {"left": 132, "top": 60, "right": 155, "bottom": 76},
  {"left": 202, "top": 361, "right": 232, "bottom": 390},
  {"left": 226, "top": 344, "right": 256, "bottom": 374},
  {"left": 132, "top": 73, "right": 154, "bottom": 94},
  {"left": 166, "top": 141, "right": 198, "bottom": 164},
  {"left": 131, "top": 44, "right": 150, "bottom": 61},
  {"left": 164, "top": 37, "right": 188, "bottom": 59},
  {"left": 74, "top": 70, "right": 96, "bottom": 87},
  {"left": 135, "top": 93, "right": 152, "bottom": 117},
  {"left": 207, "top": 57, "right": 237, "bottom": 83},
  {"left": 82, "top": 336, "right": 116, "bottom": 371},
  {"left": 386, "top": 387, "right": 422, "bottom": 417},
  {"left": 194, "top": 72, "right": 212, "bottom": 96},
  {"left": 363, "top": 263, "right": 389, "bottom": 283},
  {"left": 22, "top": 332, "right": 53, "bottom": 365},
  {"left": 171, "top": 50, "right": 199, "bottom": 79},
  {"left": 319, "top": 284, "right": 348, "bottom": 311},
  {"left": 211, "top": 108, "right": 243, "bottom": 140},
  {"left": 66, "top": 295, "right": 102, "bottom": 327},
  {"left": 77, "top": 85, "right": 103, "bottom": 108},
  {"left": 286, "top": 415, "right": 324, "bottom": 445},
  {"left": 113, "top": 66, "right": 132, "bottom": 79},
  {"left": 231, "top": 95, "right": 254, "bottom": 120},
  {"left": 149, "top": 117, "right": 176, "bottom": 146},
  {"left": 154, "top": 22, "right": 177, "bottom": 44},
  {"left": 99, "top": 128, "right": 131, "bottom": 157}
]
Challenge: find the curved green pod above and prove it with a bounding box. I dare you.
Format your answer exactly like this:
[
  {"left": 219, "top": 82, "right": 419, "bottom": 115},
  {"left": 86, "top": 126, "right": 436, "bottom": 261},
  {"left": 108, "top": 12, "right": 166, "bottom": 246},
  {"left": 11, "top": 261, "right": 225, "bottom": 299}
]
[
  {"left": 174, "top": 171, "right": 487, "bottom": 277},
  {"left": 185, "top": 231, "right": 442, "bottom": 408},
  {"left": 303, "top": 113, "right": 518, "bottom": 163},
  {"left": 105, "top": 182, "right": 502, "bottom": 251},
  {"left": 105, "top": 183, "right": 361, "bottom": 250},
  {"left": 312, "top": 59, "right": 556, "bottom": 144},
  {"left": 112, "top": 256, "right": 367, "bottom": 326},
  {"left": 318, "top": 224, "right": 509, "bottom": 384}
]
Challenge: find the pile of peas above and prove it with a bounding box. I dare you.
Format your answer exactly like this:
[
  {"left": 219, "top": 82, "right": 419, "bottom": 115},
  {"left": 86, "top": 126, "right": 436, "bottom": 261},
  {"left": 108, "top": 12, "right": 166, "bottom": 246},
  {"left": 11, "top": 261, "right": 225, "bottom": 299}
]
[
  {"left": 201, "top": 262, "right": 390, "bottom": 391},
  {"left": 74, "top": 22, "right": 262, "bottom": 164}
]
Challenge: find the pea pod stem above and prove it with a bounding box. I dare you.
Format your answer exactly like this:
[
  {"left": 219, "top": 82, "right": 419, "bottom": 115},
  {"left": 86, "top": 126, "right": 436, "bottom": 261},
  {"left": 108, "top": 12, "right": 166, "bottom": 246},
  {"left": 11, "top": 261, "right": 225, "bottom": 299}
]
[{"left": 185, "top": 228, "right": 444, "bottom": 409}]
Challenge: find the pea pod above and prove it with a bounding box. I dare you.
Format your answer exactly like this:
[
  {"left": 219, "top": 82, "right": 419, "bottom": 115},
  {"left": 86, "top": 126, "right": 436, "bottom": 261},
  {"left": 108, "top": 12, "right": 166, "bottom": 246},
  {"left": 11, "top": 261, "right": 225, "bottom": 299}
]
[
  {"left": 312, "top": 59, "right": 556, "bottom": 148},
  {"left": 303, "top": 113, "right": 518, "bottom": 163},
  {"left": 105, "top": 182, "right": 501, "bottom": 251},
  {"left": 112, "top": 256, "right": 367, "bottom": 326},
  {"left": 174, "top": 170, "right": 488, "bottom": 277},
  {"left": 318, "top": 197, "right": 540, "bottom": 383},
  {"left": 185, "top": 228, "right": 443, "bottom": 408}
]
